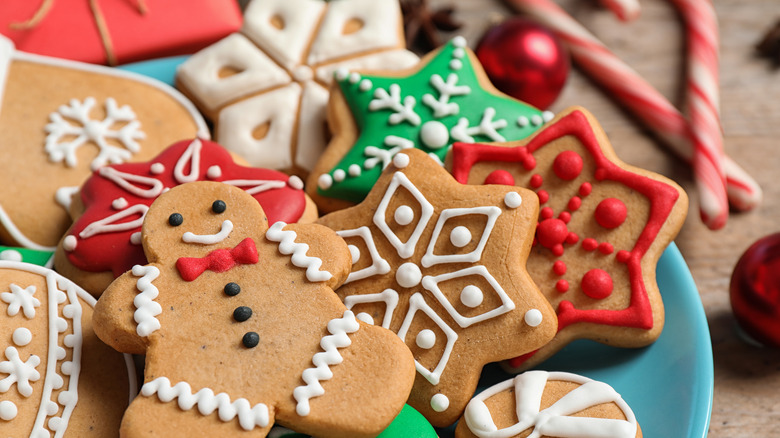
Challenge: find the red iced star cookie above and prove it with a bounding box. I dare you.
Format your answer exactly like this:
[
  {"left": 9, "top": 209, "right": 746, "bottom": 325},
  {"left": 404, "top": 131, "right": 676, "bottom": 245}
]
[{"left": 450, "top": 107, "right": 688, "bottom": 370}]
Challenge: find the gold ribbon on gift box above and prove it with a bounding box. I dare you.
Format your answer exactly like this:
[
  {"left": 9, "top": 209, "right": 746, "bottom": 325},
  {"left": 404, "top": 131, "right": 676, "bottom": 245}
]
[{"left": 10, "top": 0, "right": 149, "bottom": 65}]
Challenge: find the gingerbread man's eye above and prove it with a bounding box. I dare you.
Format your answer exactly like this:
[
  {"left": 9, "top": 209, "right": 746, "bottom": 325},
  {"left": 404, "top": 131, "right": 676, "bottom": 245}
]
[
  {"left": 212, "top": 200, "right": 226, "bottom": 214},
  {"left": 168, "top": 213, "right": 183, "bottom": 226}
]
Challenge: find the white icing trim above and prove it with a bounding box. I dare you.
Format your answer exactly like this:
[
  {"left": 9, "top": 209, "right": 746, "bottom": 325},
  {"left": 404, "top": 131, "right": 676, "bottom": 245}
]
[
  {"left": 0, "top": 203, "right": 56, "bottom": 251},
  {"left": 173, "top": 139, "right": 203, "bottom": 184},
  {"left": 55, "top": 186, "right": 80, "bottom": 211},
  {"left": 182, "top": 220, "right": 234, "bottom": 245},
  {"left": 335, "top": 227, "right": 391, "bottom": 284},
  {"left": 369, "top": 84, "right": 421, "bottom": 126},
  {"left": 99, "top": 166, "right": 165, "bottom": 198},
  {"left": 293, "top": 310, "right": 360, "bottom": 416},
  {"left": 343, "top": 289, "right": 399, "bottom": 329},
  {"left": 421, "top": 206, "right": 501, "bottom": 268},
  {"left": 221, "top": 179, "right": 287, "bottom": 196},
  {"left": 131, "top": 265, "right": 162, "bottom": 337},
  {"left": 79, "top": 204, "right": 149, "bottom": 240},
  {"left": 397, "top": 293, "right": 457, "bottom": 386},
  {"left": 373, "top": 171, "right": 434, "bottom": 259},
  {"left": 141, "top": 377, "right": 270, "bottom": 431},
  {"left": 266, "top": 222, "right": 333, "bottom": 282}
]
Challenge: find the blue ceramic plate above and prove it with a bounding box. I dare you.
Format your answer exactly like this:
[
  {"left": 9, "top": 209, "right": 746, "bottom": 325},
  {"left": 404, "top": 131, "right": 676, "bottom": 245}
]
[{"left": 119, "top": 57, "right": 713, "bottom": 437}]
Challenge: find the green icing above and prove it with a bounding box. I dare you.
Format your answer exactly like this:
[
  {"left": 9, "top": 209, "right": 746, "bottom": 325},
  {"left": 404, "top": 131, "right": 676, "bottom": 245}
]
[
  {"left": 267, "top": 404, "right": 436, "bottom": 437},
  {"left": 0, "top": 246, "right": 54, "bottom": 267},
  {"left": 317, "top": 37, "right": 546, "bottom": 203}
]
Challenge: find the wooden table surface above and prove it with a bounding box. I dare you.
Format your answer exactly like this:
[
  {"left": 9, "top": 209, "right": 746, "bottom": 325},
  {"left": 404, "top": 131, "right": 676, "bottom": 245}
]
[{"left": 428, "top": 0, "right": 780, "bottom": 436}]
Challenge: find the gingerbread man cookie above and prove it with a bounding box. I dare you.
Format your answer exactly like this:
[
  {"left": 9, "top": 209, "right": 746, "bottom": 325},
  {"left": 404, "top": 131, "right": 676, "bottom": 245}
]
[
  {"left": 93, "top": 181, "right": 415, "bottom": 438},
  {"left": 316, "top": 149, "right": 557, "bottom": 427},
  {"left": 449, "top": 107, "right": 687, "bottom": 370},
  {"left": 54, "top": 138, "right": 316, "bottom": 297}
]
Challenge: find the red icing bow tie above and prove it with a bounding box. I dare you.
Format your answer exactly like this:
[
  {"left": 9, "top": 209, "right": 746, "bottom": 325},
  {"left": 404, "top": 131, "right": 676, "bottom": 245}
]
[{"left": 176, "top": 238, "right": 259, "bottom": 281}]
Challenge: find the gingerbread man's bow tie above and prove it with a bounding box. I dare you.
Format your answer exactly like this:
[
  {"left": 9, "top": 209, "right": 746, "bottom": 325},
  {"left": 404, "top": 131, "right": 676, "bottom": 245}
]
[{"left": 176, "top": 238, "right": 259, "bottom": 281}]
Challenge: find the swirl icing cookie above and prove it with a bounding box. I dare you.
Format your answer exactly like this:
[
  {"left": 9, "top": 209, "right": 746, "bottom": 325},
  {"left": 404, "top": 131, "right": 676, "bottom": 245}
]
[
  {"left": 449, "top": 107, "right": 687, "bottom": 370},
  {"left": 0, "top": 261, "right": 137, "bottom": 436},
  {"left": 54, "top": 138, "right": 316, "bottom": 297},
  {"left": 316, "top": 149, "right": 557, "bottom": 427},
  {"left": 93, "top": 181, "right": 415, "bottom": 438},
  {"left": 307, "top": 36, "right": 551, "bottom": 213},
  {"left": 456, "top": 371, "right": 641, "bottom": 438},
  {"left": 0, "top": 35, "right": 208, "bottom": 251},
  {"left": 176, "top": 0, "right": 419, "bottom": 175}
]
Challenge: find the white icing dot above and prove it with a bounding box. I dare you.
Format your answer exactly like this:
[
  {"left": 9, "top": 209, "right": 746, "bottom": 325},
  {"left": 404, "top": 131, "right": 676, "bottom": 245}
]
[
  {"left": 394, "top": 205, "right": 415, "bottom": 226},
  {"left": 318, "top": 174, "right": 333, "bottom": 190},
  {"left": 518, "top": 116, "right": 530, "bottom": 128},
  {"left": 63, "top": 235, "right": 77, "bottom": 252},
  {"left": 0, "top": 400, "right": 17, "bottom": 421},
  {"left": 58, "top": 390, "right": 76, "bottom": 405},
  {"left": 48, "top": 416, "right": 62, "bottom": 431},
  {"left": 348, "top": 245, "right": 360, "bottom": 265},
  {"left": 288, "top": 175, "right": 304, "bottom": 190},
  {"left": 460, "top": 285, "right": 484, "bottom": 308},
  {"left": 63, "top": 304, "right": 78, "bottom": 318},
  {"left": 356, "top": 312, "right": 374, "bottom": 325},
  {"left": 162, "top": 187, "right": 170, "bottom": 193},
  {"left": 431, "top": 393, "right": 450, "bottom": 412},
  {"left": 543, "top": 111, "right": 555, "bottom": 122},
  {"left": 348, "top": 164, "right": 361, "bottom": 177},
  {"left": 396, "top": 263, "right": 422, "bottom": 288},
  {"left": 55, "top": 347, "right": 66, "bottom": 360},
  {"left": 12, "top": 327, "right": 32, "bottom": 346},
  {"left": 46, "top": 400, "right": 59, "bottom": 415},
  {"left": 453, "top": 47, "right": 465, "bottom": 58},
  {"left": 393, "top": 153, "right": 410, "bottom": 168},
  {"left": 333, "top": 169, "right": 346, "bottom": 182},
  {"left": 130, "top": 232, "right": 143, "bottom": 245},
  {"left": 504, "top": 192, "right": 523, "bottom": 209},
  {"left": 111, "top": 197, "right": 129, "bottom": 210},
  {"left": 292, "top": 65, "right": 314, "bottom": 82},
  {"left": 452, "top": 36, "right": 467, "bottom": 48},
  {"left": 349, "top": 72, "right": 361, "bottom": 84},
  {"left": 359, "top": 79, "right": 373, "bottom": 92},
  {"left": 416, "top": 329, "right": 436, "bottom": 349},
  {"left": 55, "top": 290, "right": 66, "bottom": 304},
  {"left": 525, "top": 308, "right": 544, "bottom": 327},
  {"left": 450, "top": 59, "right": 463, "bottom": 70},
  {"left": 335, "top": 68, "right": 349, "bottom": 81},
  {"left": 420, "top": 120, "right": 450, "bottom": 149},
  {"left": 531, "top": 114, "right": 543, "bottom": 126},
  {"left": 207, "top": 165, "right": 222, "bottom": 179},
  {"left": 56, "top": 317, "right": 68, "bottom": 333},
  {"left": 0, "top": 249, "right": 22, "bottom": 262},
  {"left": 150, "top": 162, "right": 165, "bottom": 174},
  {"left": 61, "top": 361, "right": 74, "bottom": 376},
  {"left": 450, "top": 226, "right": 472, "bottom": 248},
  {"left": 64, "top": 334, "right": 76, "bottom": 347}
]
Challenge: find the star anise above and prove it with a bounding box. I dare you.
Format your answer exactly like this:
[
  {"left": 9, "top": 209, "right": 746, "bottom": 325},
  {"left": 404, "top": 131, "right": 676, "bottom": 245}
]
[
  {"left": 756, "top": 19, "right": 780, "bottom": 67},
  {"left": 401, "top": 0, "right": 462, "bottom": 53}
]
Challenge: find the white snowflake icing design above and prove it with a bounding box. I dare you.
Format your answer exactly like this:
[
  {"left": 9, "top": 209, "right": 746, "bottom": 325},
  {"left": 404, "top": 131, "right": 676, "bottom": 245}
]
[
  {"left": 1, "top": 284, "right": 40, "bottom": 319},
  {"left": 369, "top": 84, "right": 421, "bottom": 126},
  {"left": 44, "top": 97, "right": 146, "bottom": 170},
  {"left": 450, "top": 108, "right": 508, "bottom": 143},
  {"left": 0, "top": 346, "right": 41, "bottom": 397},
  {"left": 363, "top": 136, "right": 415, "bottom": 171},
  {"left": 422, "top": 73, "right": 471, "bottom": 118}
]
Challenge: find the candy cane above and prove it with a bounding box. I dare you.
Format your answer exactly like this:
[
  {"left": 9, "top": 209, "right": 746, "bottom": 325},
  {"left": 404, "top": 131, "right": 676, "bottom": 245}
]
[
  {"left": 599, "top": 0, "right": 641, "bottom": 21},
  {"left": 503, "top": 0, "right": 761, "bottom": 225}
]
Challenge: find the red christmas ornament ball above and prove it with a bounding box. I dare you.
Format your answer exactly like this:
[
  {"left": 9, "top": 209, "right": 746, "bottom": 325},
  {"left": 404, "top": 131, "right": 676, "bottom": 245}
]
[
  {"left": 730, "top": 233, "right": 780, "bottom": 347},
  {"left": 476, "top": 17, "right": 570, "bottom": 110}
]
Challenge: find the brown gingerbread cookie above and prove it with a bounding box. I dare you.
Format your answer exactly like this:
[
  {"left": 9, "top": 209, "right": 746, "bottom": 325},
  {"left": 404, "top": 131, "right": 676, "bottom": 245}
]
[
  {"left": 316, "top": 148, "right": 557, "bottom": 427},
  {"left": 449, "top": 107, "right": 688, "bottom": 371},
  {"left": 93, "top": 181, "right": 415, "bottom": 438}
]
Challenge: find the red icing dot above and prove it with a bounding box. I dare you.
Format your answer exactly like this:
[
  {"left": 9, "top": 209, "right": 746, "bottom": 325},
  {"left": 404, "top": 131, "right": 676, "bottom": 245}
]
[
  {"left": 598, "top": 242, "right": 614, "bottom": 255},
  {"left": 579, "top": 182, "right": 592, "bottom": 197},
  {"left": 595, "top": 198, "right": 628, "bottom": 229},
  {"left": 484, "top": 170, "right": 515, "bottom": 186},
  {"left": 540, "top": 206, "right": 554, "bottom": 220},
  {"left": 537, "top": 190, "right": 549, "bottom": 204},
  {"left": 566, "top": 232, "right": 579, "bottom": 244},
  {"left": 530, "top": 174, "right": 543, "bottom": 188},
  {"left": 581, "top": 269, "right": 613, "bottom": 299},
  {"left": 568, "top": 196, "right": 582, "bottom": 211},
  {"left": 616, "top": 250, "right": 631, "bottom": 263},
  {"left": 553, "top": 150, "right": 584, "bottom": 181},
  {"left": 556, "top": 280, "right": 569, "bottom": 293},
  {"left": 553, "top": 260, "right": 567, "bottom": 275},
  {"left": 558, "top": 211, "right": 571, "bottom": 223},
  {"left": 582, "top": 238, "right": 598, "bottom": 251},
  {"left": 537, "top": 218, "right": 569, "bottom": 256}
]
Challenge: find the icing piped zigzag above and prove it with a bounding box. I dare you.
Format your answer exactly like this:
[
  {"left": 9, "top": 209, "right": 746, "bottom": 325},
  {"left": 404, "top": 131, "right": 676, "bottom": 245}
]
[
  {"left": 141, "top": 377, "right": 270, "bottom": 431},
  {"left": 266, "top": 222, "right": 333, "bottom": 282},
  {"left": 293, "top": 311, "right": 360, "bottom": 416},
  {"left": 132, "top": 265, "right": 162, "bottom": 337}
]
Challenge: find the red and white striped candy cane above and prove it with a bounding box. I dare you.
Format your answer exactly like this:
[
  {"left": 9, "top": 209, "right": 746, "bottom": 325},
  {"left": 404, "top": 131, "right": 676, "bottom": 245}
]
[
  {"left": 600, "top": 0, "right": 641, "bottom": 21},
  {"left": 502, "top": 0, "right": 761, "bottom": 227}
]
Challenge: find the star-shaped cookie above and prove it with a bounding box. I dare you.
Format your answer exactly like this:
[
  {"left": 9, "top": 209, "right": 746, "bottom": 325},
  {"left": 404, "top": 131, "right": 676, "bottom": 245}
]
[
  {"left": 316, "top": 148, "right": 557, "bottom": 426},
  {"left": 307, "top": 37, "right": 552, "bottom": 212},
  {"left": 449, "top": 107, "right": 688, "bottom": 370}
]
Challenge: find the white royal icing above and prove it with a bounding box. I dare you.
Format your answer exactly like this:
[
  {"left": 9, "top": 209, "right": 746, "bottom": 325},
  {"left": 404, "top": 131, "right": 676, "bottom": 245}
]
[
  {"left": 1, "top": 284, "right": 40, "bottom": 319},
  {"left": 344, "top": 289, "right": 399, "bottom": 329},
  {"left": 421, "top": 206, "right": 501, "bottom": 268},
  {"left": 173, "top": 138, "right": 204, "bottom": 184},
  {"left": 463, "top": 371, "right": 638, "bottom": 438},
  {"left": 141, "top": 377, "right": 270, "bottom": 431},
  {"left": 335, "top": 227, "right": 391, "bottom": 285},
  {"left": 373, "top": 171, "right": 434, "bottom": 259},
  {"left": 132, "top": 265, "right": 163, "bottom": 337},
  {"left": 293, "top": 310, "right": 360, "bottom": 416},
  {"left": 0, "top": 400, "right": 17, "bottom": 421},
  {"left": 79, "top": 204, "right": 149, "bottom": 240},
  {"left": 182, "top": 220, "right": 234, "bottom": 245},
  {"left": 98, "top": 166, "right": 165, "bottom": 198},
  {"left": 266, "top": 222, "right": 333, "bottom": 282},
  {"left": 0, "top": 346, "right": 41, "bottom": 397}
]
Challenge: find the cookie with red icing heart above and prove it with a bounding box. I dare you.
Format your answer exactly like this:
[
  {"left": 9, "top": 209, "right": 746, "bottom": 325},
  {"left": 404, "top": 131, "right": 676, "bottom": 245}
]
[
  {"left": 54, "top": 138, "right": 317, "bottom": 297},
  {"left": 449, "top": 107, "right": 688, "bottom": 371},
  {"left": 93, "top": 181, "right": 415, "bottom": 438}
]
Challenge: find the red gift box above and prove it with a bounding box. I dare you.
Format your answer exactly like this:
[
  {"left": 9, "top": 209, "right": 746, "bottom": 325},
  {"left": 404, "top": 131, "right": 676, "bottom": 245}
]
[{"left": 0, "top": 0, "right": 242, "bottom": 65}]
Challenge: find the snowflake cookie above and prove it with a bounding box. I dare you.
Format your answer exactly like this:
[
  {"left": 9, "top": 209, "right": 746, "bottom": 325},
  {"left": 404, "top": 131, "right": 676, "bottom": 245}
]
[
  {"left": 449, "top": 107, "right": 688, "bottom": 371},
  {"left": 316, "top": 149, "right": 558, "bottom": 427},
  {"left": 176, "top": 0, "right": 419, "bottom": 175},
  {"left": 93, "top": 181, "right": 415, "bottom": 438},
  {"left": 0, "top": 261, "right": 136, "bottom": 436},
  {"left": 54, "top": 138, "right": 316, "bottom": 297},
  {"left": 456, "top": 371, "right": 641, "bottom": 438},
  {"left": 0, "top": 35, "right": 208, "bottom": 250},
  {"left": 307, "top": 36, "right": 552, "bottom": 213}
]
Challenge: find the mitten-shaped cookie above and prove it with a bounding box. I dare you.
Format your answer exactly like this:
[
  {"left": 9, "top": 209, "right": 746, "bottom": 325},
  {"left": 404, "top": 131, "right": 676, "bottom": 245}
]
[{"left": 93, "top": 181, "right": 415, "bottom": 438}]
